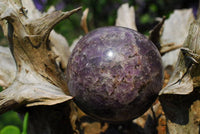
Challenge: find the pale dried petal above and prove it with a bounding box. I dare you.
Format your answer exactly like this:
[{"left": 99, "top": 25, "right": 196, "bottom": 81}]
[
  {"left": 0, "top": 60, "right": 72, "bottom": 113},
  {"left": 47, "top": 6, "right": 56, "bottom": 14},
  {"left": 21, "top": 0, "right": 41, "bottom": 19},
  {"left": 161, "top": 9, "right": 194, "bottom": 45},
  {"left": 50, "top": 30, "right": 71, "bottom": 70},
  {"left": 161, "top": 9, "right": 194, "bottom": 68},
  {"left": 115, "top": 3, "right": 137, "bottom": 31},
  {"left": 162, "top": 49, "right": 180, "bottom": 68},
  {"left": 159, "top": 70, "right": 193, "bottom": 95},
  {"left": 0, "top": 46, "right": 16, "bottom": 88}
]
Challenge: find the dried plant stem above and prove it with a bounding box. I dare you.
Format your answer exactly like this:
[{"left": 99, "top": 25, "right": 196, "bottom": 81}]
[{"left": 160, "top": 44, "right": 182, "bottom": 55}]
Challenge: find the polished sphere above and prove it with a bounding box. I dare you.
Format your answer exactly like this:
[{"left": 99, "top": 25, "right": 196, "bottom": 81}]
[{"left": 66, "top": 26, "right": 163, "bottom": 122}]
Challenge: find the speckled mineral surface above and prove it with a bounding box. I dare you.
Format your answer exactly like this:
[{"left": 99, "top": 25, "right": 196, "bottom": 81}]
[{"left": 66, "top": 26, "right": 163, "bottom": 122}]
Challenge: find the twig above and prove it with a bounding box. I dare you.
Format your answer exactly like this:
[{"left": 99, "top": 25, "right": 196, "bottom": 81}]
[{"left": 160, "top": 44, "right": 182, "bottom": 55}]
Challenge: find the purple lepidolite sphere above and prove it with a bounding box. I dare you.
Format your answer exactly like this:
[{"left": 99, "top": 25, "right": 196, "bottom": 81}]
[{"left": 66, "top": 26, "right": 163, "bottom": 122}]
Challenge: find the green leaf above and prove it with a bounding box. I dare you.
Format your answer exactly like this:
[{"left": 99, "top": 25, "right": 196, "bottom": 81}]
[
  {"left": 21, "top": 113, "right": 29, "bottom": 134},
  {"left": 0, "top": 125, "right": 20, "bottom": 134}
]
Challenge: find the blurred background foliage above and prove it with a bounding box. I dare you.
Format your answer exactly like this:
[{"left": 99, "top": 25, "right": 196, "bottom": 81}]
[
  {"left": 0, "top": 0, "right": 198, "bottom": 131},
  {"left": 37, "top": 0, "right": 198, "bottom": 44},
  {"left": 0, "top": 111, "right": 22, "bottom": 131}
]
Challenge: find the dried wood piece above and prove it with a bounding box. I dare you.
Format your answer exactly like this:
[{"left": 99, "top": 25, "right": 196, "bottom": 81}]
[
  {"left": 0, "top": 0, "right": 81, "bottom": 113},
  {"left": 159, "top": 9, "right": 200, "bottom": 134},
  {"left": 160, "top": 20, "right": 200, "bottom": 95}
]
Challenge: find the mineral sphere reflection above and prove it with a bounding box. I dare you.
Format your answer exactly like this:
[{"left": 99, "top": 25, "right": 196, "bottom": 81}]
[
  {"left": 66, "top": 26, "right": 163, "bottom": 122},
  {"left": 106, "top": 50, "right": 114, "bottom": 58}
]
